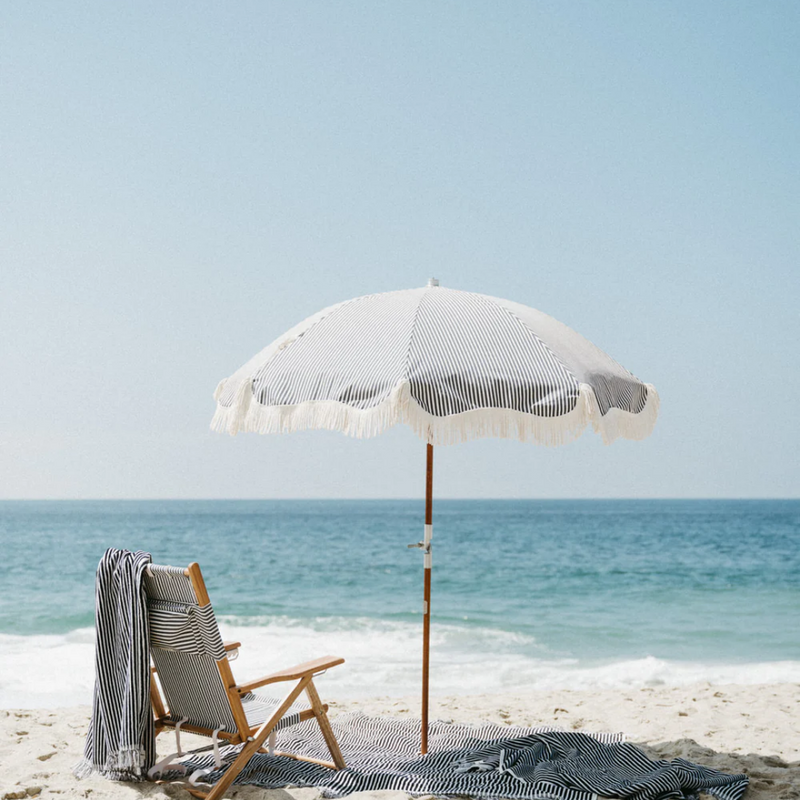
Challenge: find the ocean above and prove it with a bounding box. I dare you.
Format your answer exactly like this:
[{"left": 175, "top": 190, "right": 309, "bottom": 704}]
[{"left": 0, "top": 499, "right": 798, "bottom": 708}]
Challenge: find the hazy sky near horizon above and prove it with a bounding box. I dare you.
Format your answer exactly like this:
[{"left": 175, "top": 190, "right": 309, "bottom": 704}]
[{"left": 1, "top": 2, "right": 798, "bottom": 499}]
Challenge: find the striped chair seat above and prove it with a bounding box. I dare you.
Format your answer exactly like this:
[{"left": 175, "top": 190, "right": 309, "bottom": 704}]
[
  {"left": 162, "top": 693, "right": 307, "bottom": 732},
  {"left": 241, "top": 693, "right": 307, "bottom": 729}
]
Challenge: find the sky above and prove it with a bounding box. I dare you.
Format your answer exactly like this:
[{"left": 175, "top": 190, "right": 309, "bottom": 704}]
[{"left": 1, "top": 1, "right": 798, "bottom": 499}]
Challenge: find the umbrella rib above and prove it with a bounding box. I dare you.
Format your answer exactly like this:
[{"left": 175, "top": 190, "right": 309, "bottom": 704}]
[{"left": 401, "top": 288, "right": 431, "bottom": 426}]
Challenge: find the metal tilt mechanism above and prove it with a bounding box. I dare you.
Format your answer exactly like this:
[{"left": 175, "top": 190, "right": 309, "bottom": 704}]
[{"left": 408, "top": 443, "right": 434, "bottom": 753}]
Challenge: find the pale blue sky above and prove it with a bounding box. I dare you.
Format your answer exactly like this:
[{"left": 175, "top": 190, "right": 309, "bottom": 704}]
[{"left": 1, "top": 2, "right": 798, "bottom": 499}]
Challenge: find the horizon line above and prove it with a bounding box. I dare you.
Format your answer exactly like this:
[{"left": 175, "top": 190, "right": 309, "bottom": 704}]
[{"left": 1, "top": 497, "right": 797, "bottom": 503}]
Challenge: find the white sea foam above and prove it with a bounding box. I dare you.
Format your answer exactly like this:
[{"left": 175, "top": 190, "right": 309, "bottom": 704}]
[{"left": 2, "top": 617, "right": 799, "bottom": 708}]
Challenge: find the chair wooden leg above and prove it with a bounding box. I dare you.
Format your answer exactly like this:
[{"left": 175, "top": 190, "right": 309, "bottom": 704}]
[
  {"left": 305, "top": 679, "right": 346, "bottom": 770},
  {"left": 204, "top": 676, "right": 311, "bottom": 800},
  {"left": 273, "top": 750, "right": 338, "bottom": 769}
]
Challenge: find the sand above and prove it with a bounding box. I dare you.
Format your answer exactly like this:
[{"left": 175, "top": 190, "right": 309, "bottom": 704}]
[{"left": 1, "top": 682, "right": 798, "bottom": 800}]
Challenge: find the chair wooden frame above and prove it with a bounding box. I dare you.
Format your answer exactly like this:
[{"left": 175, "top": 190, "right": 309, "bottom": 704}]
[{"left": 149, "top": 562, "right": 346, "bottom": 800}]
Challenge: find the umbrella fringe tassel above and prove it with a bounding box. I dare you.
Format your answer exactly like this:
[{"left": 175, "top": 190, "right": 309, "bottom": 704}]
[
  {"left": 589, "top": 383, "right": 660, "bottom": 445},
  {"left": 211, "top": 381, "right": 659, "bottom": 446}
]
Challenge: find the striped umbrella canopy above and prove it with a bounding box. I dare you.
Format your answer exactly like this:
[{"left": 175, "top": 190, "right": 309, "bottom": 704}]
[{"left": 212, "top": 280, "right": 659, "bottom": 751}]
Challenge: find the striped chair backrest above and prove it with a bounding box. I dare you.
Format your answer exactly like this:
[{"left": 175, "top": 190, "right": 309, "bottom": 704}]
[{"left": 143, "top": 564, "right": 239, "bottom": 733}]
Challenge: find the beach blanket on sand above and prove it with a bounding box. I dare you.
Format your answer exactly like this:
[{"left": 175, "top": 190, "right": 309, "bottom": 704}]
[
  {"left": 177, "top": 714, "right": 748, "bottom": 800},
  {"left": 75, "top": 548, "right": 155, "bottom": 780}
]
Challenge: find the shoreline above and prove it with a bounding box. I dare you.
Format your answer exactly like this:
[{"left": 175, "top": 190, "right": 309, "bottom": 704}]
[
  {"left": 2, "top": 682, "right": 798, "bottom": 799},
  {"left": 5, "top": 622, "right": 800, "bottom": 711}
]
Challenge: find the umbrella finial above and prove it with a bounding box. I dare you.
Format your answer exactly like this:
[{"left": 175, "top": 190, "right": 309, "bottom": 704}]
[{"left": 427, "top": 278, "right": 440, "bottom": 287}]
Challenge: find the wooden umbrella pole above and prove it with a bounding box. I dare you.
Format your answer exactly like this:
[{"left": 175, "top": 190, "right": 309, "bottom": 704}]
[{"left": 422, "top": 443, "right": 433, "bottom": 754}]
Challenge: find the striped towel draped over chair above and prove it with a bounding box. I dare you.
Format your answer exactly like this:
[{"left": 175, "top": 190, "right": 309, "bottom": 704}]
[
  {"left": 77, "top": 553, "right": 347, "bottom": 798},
  {"left": 75, "top": 548, "right": 156, "bottom": 780}
]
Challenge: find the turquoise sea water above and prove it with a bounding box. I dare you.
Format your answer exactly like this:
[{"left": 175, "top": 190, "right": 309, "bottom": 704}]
[{"left": 0, "top": 499, "right": 798, "bottom": 707}]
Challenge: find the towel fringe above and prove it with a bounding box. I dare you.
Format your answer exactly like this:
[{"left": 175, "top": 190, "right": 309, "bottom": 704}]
[{"left": 73, "top": 746, "right": 148, "bottom": 781}]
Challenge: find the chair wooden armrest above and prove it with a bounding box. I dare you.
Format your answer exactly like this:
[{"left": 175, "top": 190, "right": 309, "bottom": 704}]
[
  {"left": 223, "top": 640, "right": 242, "bottom": 652},
  {"left": 234, "top": 655, "right": 344, "bottom": 695}
]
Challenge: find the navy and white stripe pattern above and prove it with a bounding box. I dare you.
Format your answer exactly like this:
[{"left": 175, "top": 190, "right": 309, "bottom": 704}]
[
  {"left": 240, "top": 694, "right": 306, "bottom": 730},
  {"left": 178, "top": 713, "right": 747, "bottom": 800},
  {"left": 143, "top": 564, "right": 305, "bottom": 735},
  {"left": 212, "top": 284, "right": 659, "bottom": 446},
  {"left": 148, "top": 600, "right": 227, "bottom": 660},
  {"left": 149, "top": 644, "right": 241, "bottom": 732},
  {"left": 74, "top": 549, "right": 155, "bottom": 781}
]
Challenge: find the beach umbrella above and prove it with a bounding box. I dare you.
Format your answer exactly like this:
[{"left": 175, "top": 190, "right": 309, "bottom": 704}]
[{"left": 211, "top": 280, "right": 659, "bottom": 752}]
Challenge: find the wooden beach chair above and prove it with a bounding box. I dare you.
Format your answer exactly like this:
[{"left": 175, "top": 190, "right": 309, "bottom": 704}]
[{"left": 144, "top": 562, "right": 346, "bottom": 800}]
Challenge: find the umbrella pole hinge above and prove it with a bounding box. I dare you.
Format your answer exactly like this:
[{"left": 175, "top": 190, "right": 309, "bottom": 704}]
[
  {"left": 407, "top": 541, "right": 432, "bottom": 568},
  {"left": 409, "top": 523, "right": 433, "bottom": 567}
]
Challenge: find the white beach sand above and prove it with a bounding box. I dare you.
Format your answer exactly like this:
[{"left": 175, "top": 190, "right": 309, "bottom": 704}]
[{"left": 2, "top": 683, "right": 798, "bottom": 800}]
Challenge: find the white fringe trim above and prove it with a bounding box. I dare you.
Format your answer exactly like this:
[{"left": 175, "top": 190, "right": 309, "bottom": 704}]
[
  {"left": 211, "top": 381, "right": 659, "bottom": 447},
  {"left": 73, "top": 757, "right": 94, "bottom": 780},
  {"left": 73, "top": 746, "right": 147, "bottom": 781},
  {"left": 588, "top": 383, "right": 660, "bottom": 445}
]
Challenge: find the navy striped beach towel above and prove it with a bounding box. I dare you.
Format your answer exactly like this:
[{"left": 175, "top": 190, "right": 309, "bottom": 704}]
[
  {"left": 74, "top": 548, "right": 155, "bottom": 780},
  {"left": 180, "top": 713, "right": 748, "bottom": 800}
]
